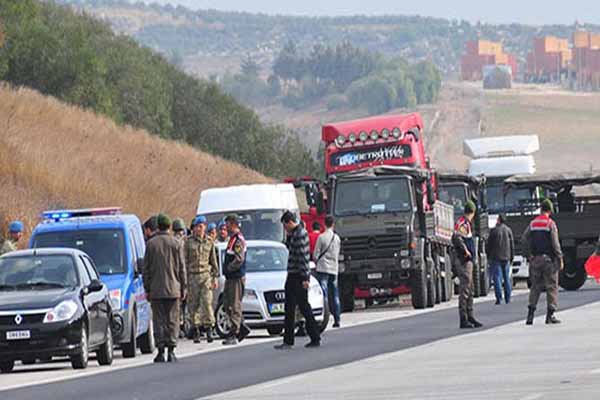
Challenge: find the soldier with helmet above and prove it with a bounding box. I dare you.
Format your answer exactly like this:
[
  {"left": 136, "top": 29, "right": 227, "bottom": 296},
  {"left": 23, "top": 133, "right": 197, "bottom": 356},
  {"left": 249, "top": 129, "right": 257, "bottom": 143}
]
[
  {"left": 522, "top": 199, "right": 564, "bottom": 325},
  {"left": 452, "top": 201, "right": 483, "bottom": 329},
  {"left": 184, "top": 216, "right": 219, "bottom": 343},
  {"left": 0, "top": 221, "right": 24, "bottom": 255},
  {"left": 172, "top": 218, "right": 188, "bottom": 243}
]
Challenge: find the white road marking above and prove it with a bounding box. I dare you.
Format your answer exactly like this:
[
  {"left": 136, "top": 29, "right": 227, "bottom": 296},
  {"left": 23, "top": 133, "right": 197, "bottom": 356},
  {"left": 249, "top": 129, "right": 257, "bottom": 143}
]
[
  {"left": 590, "top": 368, "right": 600, "bottom": 375},
  {"left": 519, "top": 394, "right": 544, "bottom": 400}
]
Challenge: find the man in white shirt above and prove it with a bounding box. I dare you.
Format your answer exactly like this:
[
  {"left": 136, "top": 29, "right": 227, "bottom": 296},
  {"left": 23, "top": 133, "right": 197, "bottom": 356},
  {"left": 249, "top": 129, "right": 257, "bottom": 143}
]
[{"left": 313, "top": 216, "right": 341, "bottom": 327}]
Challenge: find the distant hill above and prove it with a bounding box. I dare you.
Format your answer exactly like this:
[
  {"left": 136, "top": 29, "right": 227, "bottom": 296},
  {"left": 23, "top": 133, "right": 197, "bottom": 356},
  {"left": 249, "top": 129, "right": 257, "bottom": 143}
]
[
  {"left": 0, "top": 84, "right": 269, "bottom": 240},
  {"left": 57, "top": 0, "right": 598, "bottom": 78}
]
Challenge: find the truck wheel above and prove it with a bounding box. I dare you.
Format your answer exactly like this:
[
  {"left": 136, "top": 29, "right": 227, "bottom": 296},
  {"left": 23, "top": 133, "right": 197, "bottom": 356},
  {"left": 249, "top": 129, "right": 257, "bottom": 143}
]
[
  {"left": 139, "top": 319, "right": 155, "bottom": 354},
  {"left": 433, "top": 255, "right": 442, "bottom": 304},
  {"left": 266, "top": 326, "right": 283, "bottom": 336},
  {"left": 441, "top": 249, "right": 453, "bottom": 302},
  {"left": 472, "top": 262, "right": 481, "bottom": 298},
  {"left": 0, "top": 361, "right": 14, "bottom": 373},
  {"left": 340, "top": 276, "right": 355, "bottom": 313},
  {"left": 122, "top": 312, "right": 137, "bottom": 359},
  {"left": 426, "top": 258, "right": 435, "bottom": 308},
  {"left": 410, "top": 266, "right": 428, "bottom": 310},
  {"left": 559, "top": 266, "right": 587, "bottom": 291},
  {"left": 479, "top": 253, "right": 490, "bottom": 297}
]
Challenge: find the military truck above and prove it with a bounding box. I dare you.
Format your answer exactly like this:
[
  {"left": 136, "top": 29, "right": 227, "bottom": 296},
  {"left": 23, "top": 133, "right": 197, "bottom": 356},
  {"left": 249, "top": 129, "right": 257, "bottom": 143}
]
[
  {"left": 504, "top": 171, "right": 600, "bottom": 291},
  {"left": 438, "top": 172, "right": 490, "bottom": 297},
  {"left": 322, "top": 114, "right": 454, "bottom": 311}
]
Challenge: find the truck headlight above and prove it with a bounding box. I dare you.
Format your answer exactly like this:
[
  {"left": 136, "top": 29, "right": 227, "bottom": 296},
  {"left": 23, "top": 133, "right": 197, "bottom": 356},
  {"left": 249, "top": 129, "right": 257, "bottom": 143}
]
[
  {"left": 244, "top": 289, "right": 258, "bottom": 300},
  {"left": 109, "top": 289, "right": 122, "bottom": 311},
  {"left": 44, "top": 300, "right": 78, "bottom": 323}
]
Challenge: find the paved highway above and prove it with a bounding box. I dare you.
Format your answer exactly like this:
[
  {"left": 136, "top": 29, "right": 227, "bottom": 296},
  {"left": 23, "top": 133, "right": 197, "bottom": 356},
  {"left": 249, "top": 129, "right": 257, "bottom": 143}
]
[{"left": 2, "top": 285, "right": 600, "bottom": 400}]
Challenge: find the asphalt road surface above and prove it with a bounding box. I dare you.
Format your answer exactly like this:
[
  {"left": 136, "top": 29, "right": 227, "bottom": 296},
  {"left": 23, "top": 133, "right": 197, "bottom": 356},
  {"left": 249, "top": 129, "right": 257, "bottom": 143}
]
[{"left": 2, "top": 285, "right": 600, "bottom": 400}]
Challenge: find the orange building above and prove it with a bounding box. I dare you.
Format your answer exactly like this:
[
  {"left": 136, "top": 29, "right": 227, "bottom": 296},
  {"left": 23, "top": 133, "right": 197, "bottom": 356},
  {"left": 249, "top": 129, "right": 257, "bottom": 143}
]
[
  {"left": 572, "top": 31, "right": 600, "bottom": 89},
  {"left": 526, "top": 36, "right": 572, "bottom": 81},
  {"left": 461, "top": 40, "right": 517, "bottom": 81}
]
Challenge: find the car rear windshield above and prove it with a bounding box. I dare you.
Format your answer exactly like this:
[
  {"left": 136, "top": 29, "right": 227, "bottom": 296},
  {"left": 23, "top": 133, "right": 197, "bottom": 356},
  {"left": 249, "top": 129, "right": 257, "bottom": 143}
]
[
  {"left": 334, "top": 178, "right": 412, "bottom": 216},
  {"left": 0, "top": 255, "right": 78, "bottom": 290},
  {"left": 33, "top": 229, "right": 126, "bottom": 275},
  {"left": 206, "top": 209, "right": 285, "bottom": 242},
  {"left": 220, "top": 246, "right": 288, "bottom": 273}
]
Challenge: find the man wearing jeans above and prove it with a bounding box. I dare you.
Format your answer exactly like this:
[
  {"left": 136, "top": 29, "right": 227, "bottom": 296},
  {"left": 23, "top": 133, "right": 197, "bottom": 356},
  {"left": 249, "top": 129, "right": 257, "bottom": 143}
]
[
  {"left": 486, "top": 214, "right": 515, "bottom": 304},
  {"left": 313, "top": 216, "right": 341, "bottom": 328}
]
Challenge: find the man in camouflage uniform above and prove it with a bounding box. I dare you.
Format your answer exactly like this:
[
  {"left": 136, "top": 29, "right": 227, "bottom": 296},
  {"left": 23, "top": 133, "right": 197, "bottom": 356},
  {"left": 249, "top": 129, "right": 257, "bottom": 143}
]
[
  {"left": 0, "top": 221, "right": 24, "bottom": 255},
  {"left": 185, "top": 216, "right": 219, "bottom": 343},
  {"left": 523, "top": 199, "right": 564, "bottom": 325},
  {"left": 452, "top": 201, "right": 483, "bottom": 329},
  {"left": 207, "top": 222, "right": 218, "bottom": 242},
  {"left": 222, "top": 214, "right": 248, "bottom": 345}
]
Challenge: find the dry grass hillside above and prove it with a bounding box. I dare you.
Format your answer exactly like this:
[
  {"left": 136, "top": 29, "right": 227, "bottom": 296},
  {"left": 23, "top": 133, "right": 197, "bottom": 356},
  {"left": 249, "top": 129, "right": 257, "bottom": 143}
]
[{"left": 0, "top": 84, "right": 269, "bottom": 243}]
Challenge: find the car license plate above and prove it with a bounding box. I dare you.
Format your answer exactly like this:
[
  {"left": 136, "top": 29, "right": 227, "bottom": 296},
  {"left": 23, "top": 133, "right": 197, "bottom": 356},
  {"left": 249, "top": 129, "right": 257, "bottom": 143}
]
[
  {"left": 269, "top": 303, "right": 285, "bottom": 314},
  {"left": 367, "top": 273, "right": 383, "bottom": 280},
  {"left": 6, "top": 330, "right": 31, "bottom": 340}
]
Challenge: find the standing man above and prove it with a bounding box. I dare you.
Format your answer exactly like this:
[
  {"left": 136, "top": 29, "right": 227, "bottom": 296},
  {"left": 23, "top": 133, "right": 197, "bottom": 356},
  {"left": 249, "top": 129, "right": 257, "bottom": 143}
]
[
  {"left": 308, "top": 221, "right": 322, "bottom": 260},
  {"left": 522, "top": 199, "right": 564, "bottom": 325},
  {"left": 275, "top": 211, "right": 321, "bottom": 350},
  {"left": 172, "top": 218, "right": 187, "bottom": 242},
  {"left": 143, "top": 216, "right": 158, "bottom": 242},
  {"left": 207, "top": 223, "right": 218, "bottom": 241},
  {"left": 222, "top": 214, "right": 248, "bottom": 345},
  {"left": 486, "top": 214, "right": 515, "bottom": 304},
  {"left": 0, "top": 221, "right": 24, "bottom": 255},
  {"left": 185, "top": 216, "right": 219, "bottom": 344},
  {"left": 143, "top": 214, "right": 187, "bottom": 363},
  {"left": 217, "top": 221, "right": 229, "bottom": 243},
  {"left": 313, "top": 216, "right": 341, "bottom": 328},
  {"left": 452, "top": 201, "right": 483, "bottom": 329}
]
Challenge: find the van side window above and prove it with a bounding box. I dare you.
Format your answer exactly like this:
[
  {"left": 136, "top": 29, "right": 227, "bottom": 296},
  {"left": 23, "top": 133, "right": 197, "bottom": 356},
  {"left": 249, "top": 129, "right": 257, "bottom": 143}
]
[
  {"left": 129, "top": 229, "right": 138, "bottom": 265},
  {"left": 78, "top": 257, "right": 92, "bottom": 286}
]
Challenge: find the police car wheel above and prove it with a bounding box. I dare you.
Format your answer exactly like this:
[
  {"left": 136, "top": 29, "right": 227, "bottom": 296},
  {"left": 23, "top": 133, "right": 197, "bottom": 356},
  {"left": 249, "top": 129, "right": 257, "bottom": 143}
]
[
  {"left": 122, "top": 312, "right": 137, "bottom": 358},
  {"left": 139, "top": 319, "right": 155, "bottom": 354},
  {"left": 71, "top": 325, "right": 89, "bottom": 370},
  {"left": 0, "top": 361, "right": 14, "bottom": 373},
  {"left": 215, "top": 301, "right": 232, "bottom": 339}
]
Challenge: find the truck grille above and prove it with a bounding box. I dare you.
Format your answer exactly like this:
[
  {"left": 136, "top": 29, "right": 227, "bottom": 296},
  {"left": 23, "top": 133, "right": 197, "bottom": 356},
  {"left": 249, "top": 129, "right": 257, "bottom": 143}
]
[{"left": 341, "top": 233, "right": 408, "bottom": 260}]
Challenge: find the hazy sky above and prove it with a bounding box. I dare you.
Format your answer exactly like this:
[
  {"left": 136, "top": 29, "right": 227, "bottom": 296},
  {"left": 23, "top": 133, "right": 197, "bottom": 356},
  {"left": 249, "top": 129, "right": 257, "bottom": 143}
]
[{"left": 146, "top": 0, "right": 600, "bottom": 25}]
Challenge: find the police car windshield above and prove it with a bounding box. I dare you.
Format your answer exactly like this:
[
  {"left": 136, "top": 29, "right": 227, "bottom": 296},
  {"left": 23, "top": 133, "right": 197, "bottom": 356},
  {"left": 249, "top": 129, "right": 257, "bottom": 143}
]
[
  {"left": 334, "top": 178, "right": 412, "bottom": 217},
  {"left": 33, "top": 230, "right": 126, "bottom": 275},
  {"left": 220, "top": 246, "right": 288, "bottom": 273},
  {"left": 0, "top": 255, "right": 78, "bottom": 290},
  {"left": 206, "top": 210, "right": 285, "bottom": 242}
]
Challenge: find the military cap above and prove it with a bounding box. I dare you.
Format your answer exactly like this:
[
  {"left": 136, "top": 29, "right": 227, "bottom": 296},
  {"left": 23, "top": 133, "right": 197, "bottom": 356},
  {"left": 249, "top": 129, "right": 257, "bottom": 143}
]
[
  {"left": 9, "top": 221, "right": 24, "bottom": 233},
  {"left": 192, "top": 215, "right": 207, "bottom": 226},
  {"left": 541, "top": 199, "right": 554, "bottom": 213},
  {"left": 207, "top": 222, "right": 217, "bottom": 231},
  {"left": 464, "top": 200, "right": 477, "bottom": 215},
  {"left": 172, "top": 218, "right": 186, "bottom": 232},
  {"left": 157, "top": 213, "right": 172, "bottom": 231}
]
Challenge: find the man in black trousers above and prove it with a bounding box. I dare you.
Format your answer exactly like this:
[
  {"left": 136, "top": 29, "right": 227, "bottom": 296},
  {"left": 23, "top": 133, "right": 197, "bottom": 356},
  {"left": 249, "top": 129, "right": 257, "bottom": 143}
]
[{"left": 274, "top": 211, "right": 321, "bottom": 350}]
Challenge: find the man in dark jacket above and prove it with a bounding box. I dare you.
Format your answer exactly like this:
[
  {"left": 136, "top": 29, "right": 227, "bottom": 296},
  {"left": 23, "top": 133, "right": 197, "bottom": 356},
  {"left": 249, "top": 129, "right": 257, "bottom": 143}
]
[
  {"left": 275, "top": 211, "right": 321, "bottom": 350},
  {"left": 487, "top": 214, "right": 515, "bottom": 304},
  {"left": 452, "top": 201, "right": 483, "bottom": 329},
  {"left": 143, "top": 214, "right": 187, "bottom": 363}
]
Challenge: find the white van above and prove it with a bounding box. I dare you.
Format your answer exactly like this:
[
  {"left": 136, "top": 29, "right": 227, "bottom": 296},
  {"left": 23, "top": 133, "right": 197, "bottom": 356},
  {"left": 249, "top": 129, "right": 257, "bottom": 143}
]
[{"left": 197, "top": 184, "right": 300, "bottom": 242}]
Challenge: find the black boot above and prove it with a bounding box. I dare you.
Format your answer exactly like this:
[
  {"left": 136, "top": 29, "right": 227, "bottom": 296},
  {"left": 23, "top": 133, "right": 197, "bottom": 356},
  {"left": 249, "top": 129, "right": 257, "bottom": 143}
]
[
  {"left": 206, "top": 327, "right": 214, "bottom": 343},
  {"left": 546, "top": 310, "right": 561, "bottom": 325},
  {"left": 460, "top": 317, "right": 475, "bottom": 329},
  {"left": 468, "top": 316, "right": 483, "bottom": 328},
  {"left": 154, "top": 347, "right": 165, "bottom": 363},
  {"left": 193, "top": 326, "right": 201, "bottom": 344},
  {"left": 167, "top": 347, "right": 177, "bottom": 362},
  {"left": 526, "top": 306, "right": 535, "bottom": 325}
]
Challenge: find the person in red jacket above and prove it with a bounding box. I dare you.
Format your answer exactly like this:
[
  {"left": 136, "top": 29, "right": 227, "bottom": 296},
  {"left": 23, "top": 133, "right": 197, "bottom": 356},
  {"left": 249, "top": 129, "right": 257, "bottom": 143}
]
[{"left": 308, "top": 221, "right": 322, "bottom": 260}]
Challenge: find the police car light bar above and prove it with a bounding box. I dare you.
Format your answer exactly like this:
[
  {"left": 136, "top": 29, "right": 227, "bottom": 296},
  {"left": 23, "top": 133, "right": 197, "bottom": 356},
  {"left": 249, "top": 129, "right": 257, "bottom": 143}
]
[{"left": 42, "top": 207, "right": 122, "bottom": 221}]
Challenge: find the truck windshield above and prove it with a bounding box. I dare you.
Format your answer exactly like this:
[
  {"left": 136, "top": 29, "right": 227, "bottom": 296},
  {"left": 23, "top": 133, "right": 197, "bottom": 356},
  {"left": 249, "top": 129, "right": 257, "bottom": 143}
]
[
  {"left": 486, "top": 184, "right": 534, "bottom": 213},
  {"left": 0, "top": 255, "right": 78, "bottom": 290},
  {"left": 205, "top": 209, "right": 285, "bottom": 242},
  {"left": 334, "top": 178, "right": 412, "bottom": 216},
  {"left": 439, "top": 184, "right": 468, "bottom": 215},
  {"left": 33, "top": 230, "right": 126, "bottom": 275}
]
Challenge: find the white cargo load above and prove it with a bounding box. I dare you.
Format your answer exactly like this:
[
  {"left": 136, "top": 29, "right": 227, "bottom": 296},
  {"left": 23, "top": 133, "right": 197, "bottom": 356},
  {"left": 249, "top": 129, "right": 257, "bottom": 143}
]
[
  {"left": 468, "top": 155, "right": 536, "bottom": 178},
  {"left": 463, "top": 135, "right": 540, "bottom": 159},
  {"left": 197, "top": 184, "right": 299, "bottom": 215}
]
